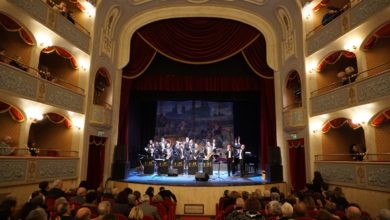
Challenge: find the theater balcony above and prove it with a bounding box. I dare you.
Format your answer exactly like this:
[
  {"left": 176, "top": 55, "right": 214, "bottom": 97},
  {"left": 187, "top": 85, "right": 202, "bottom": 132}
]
[
  {"left": 310, "top": 67, "right": 390, "bottom": 116},
  {"left": 8, "top": 0, "right": 92, "bottom": 53},
  {"left": 305, "top": 0, "right": 390, "bottom": 55},
  {"left": 0, "top": 148, "right": 79, "bottom": 188},
  {"left": 0, "top": 62, "right": 85, "bottom": 114},
  {"left": 315, "top": 154, "right": 390, "bottom": 193},
  {"left": 89, "top": 104, "right": 112, "bottom": 128}
]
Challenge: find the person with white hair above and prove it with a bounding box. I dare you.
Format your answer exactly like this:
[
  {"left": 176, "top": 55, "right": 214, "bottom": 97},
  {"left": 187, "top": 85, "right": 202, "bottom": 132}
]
[
  {"left": 94, "top": 201, "right": 111, "bottom": 220},
  {"left": 47, "top": 179, "right": 66, "bottom": 198},
  {"left": 377, "top": 208, "right": 390, "bottom": 220},
  {"left": 71, "top": 187, "right": 87, "bottom": 205},
  {"left": 25, "top": 207, "right": 47, "bottom": 220},
  {"left": 138, "top": 194, "right": 161, "bottom": 220},
  {"left": 280, "top": 202, "right": 294, "bottom": 220}
]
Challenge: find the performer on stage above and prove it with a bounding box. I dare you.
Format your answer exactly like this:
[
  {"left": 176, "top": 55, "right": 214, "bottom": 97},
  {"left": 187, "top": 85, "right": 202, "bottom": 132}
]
[
  {"left": 225, "top": 144, "right": 235, "bottom": 176},
  {"left": 237, "top": 144, "right": 246, "bottom": 177},
  {"left": 165, "top": 141, "right": 173, "bottom": 167},
  {"left": 204, "top": 140, "right": 216, "bottom": 161},
  {"left": 144, "top": 139, "right": 156, "bottom": 159}
]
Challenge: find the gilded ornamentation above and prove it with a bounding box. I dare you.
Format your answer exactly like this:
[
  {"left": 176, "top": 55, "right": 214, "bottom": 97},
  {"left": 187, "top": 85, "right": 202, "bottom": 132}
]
[
  {"left": 356, "top": 71, "right": 390, "bottom": 104},
  {"left": 277, "top": 7, "right": 296, "bottom": 62},
  {"left": 101, "top": 6, "right": 121, "bottom": 58}
]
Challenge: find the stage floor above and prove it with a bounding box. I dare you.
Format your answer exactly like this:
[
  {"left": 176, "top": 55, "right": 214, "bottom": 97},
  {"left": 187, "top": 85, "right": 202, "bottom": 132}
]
[{"left": 118, "top": 168, "right": 267, "bottom": 186}]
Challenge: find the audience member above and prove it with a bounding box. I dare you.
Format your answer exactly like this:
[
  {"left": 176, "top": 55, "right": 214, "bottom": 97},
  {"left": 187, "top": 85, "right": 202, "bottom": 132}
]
[
  {"left": 159, "top": 187, "right": 177, "bottom": 203},
  {"left": 145, "top": 186, "right": 154, "bottom": 199},
  {"left": 0, "top": 196, "right": 17, "bottom": 220},
  {"left": 138, "top": 194, "right": 161, "bottom": 220},
  {"left": 102, "top": 213, "right": 116, "bottom": 220},
  {"left": 25, "top": 207, "right": 47, "bottom": 220},
  {"left": 377, "top": 208, "right": 390, "bottom": 220},
  {"left": 241, "top": 197, "right": 264, "bottom": 220},
  {"left": 128, "top": 206, "right": 144, "bottom": 220},
  {"left": 331, "top": 187, "right": 349, "bottom": 211},
  {"left": 317, "top": 209, "right": 333, "bottom": 220},
  {"left": 75, "top": 207, "right": 91, "bottom": 220},
  {"left": 226, "top": 197, "right": 245, "bottom": 220},
  {"left": 346, "top": 205, "right": 362, "bottom": 220},
  {"left": 38, "top": 181, "right": 49, "bottom": 197},
  {"left": 266, "top": 200, "right": 282, "bottom": 219},
  {"left": 57, "top": 202, "right": 74, "bottom": 220},
  {"left": 94, "top": 201, "right": 111, "bottom": 220},
  {"left": 111, "top": 190, "right": 131, "bottom": 216},
  {"left": 48, "top": 179, "right": 66, "bottom": 199},
  {"left": 280, "top": 202, "right": 294, "bottom": 220},
  {"left": 71, "top": 187, "right": 87, "bottom": 205},
  {"left": 322, "top": 6, "right": 341, "bottom": 25}
]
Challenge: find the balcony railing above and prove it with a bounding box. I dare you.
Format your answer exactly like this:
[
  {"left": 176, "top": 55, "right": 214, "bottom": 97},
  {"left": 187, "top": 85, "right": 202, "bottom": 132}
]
[
  {"left": 89, "top": 104, "right": 113, "bottom": 128},
  {"left": 8, "top": 0, "right": 90, "bottom": 53},
  {"left": 0, "top": 60, "right": 85, "bottom": 113},
  {"left": 310, "top": 63, "right": 390, "bottom": 116},
  {"left": 315, "top": 153, "right": 390, "bottom": 162},
  {"left": 0, "top": 150, "right": 79, "bottom": 187},
  {"left": 315, "top": 158, "right": 390, "bottom": 192},
  {"left": 306, "top": 0, "right": 390, "bottom": 55},
  {"left": 283, "top": 106, "right": 306, "bottom": 130}
]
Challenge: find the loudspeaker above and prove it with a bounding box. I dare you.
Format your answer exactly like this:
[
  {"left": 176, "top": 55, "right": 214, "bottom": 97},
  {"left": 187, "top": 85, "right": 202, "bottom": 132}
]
[
  {"left": 268, "top": 146, "right": 282, "bottom": 165},
  {"left": 111, "top": 161, "right": 129, "bottom": 179},
  {"left": 168, "top": 168, "right": 178, "bottom": 176},
  {"left": 266, "top": 164, "right": 283, "bottom": 182},
  {"left": 195, "top": 172, "right": 209, "bottom": 181}
]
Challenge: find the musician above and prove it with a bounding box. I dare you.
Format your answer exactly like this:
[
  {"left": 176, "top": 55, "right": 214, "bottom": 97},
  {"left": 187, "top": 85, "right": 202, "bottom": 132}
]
[
  {"left": 225, "top": 144, "right": 235, "bottom": 176},
  {"left": 144, "top": 139, "right": 156, "bottom": 159},
  {"left": 165, "top": 141, "right": 173, "bottom": 167},
  {"left": 205, "top": 140, "right": 216, "bottom": 161},
  {"left": 193, "top": 142, "right": 204, "bottom": 160},
  {"left": 233, "top": 136, "right": 241, "bottom": 149},
  {"left": 237, "top": 144, "right": 246, "bottom": 177}
]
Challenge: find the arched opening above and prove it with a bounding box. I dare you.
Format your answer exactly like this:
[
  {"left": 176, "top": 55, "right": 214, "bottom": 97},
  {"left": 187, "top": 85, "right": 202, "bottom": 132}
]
[
  {"left": 0, "top": 100, "right": 24, "bottom": 156},
  {"left": 0, "top": 12, "right": 35, "bottom": 71},
  {"left": 370, "top": 107, "right": 390, "bottom": 161},
  {"left": 284, "top": 70, "right": 302, "bottom": 110},
  {"left": 28, "top": 112, "right": 73, "bottom": 157},
  {"left": 362, "top": 21, "right": 390, "bottom": 77},
  {"left": 87, "top": 135, "right": 106, "bottom": 189},
  {"left": 38, "top": 46, "right": 82, "bottom": 93},
  {"left": 93, "top": 67, "right": 111, "bottom": 108},
  {"left": 321, "top": 117, "right": 365, "bottom": 161},
  {"left": 315, "top": 50, "right": 357, "bottom": 92}
]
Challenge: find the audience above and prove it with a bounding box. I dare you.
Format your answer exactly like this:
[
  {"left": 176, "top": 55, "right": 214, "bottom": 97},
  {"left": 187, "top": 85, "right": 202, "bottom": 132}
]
[
  {"left": 377, "top": 208, "right": 390, "bottom": 220},
  {"left": 138, "top": 194, "right": 161, "bottom": 220},
  {"left": 75, "top": 207, "right": 91, "bottom": 220},
  {"left": 0, "top": 196, "right": 17, "bottom": 220},
  {"left": 48, "top": 179, "right": 66, "bottom": 199},
  {"left": 129, "top": 206, "right": 144, "bottom": 220}
]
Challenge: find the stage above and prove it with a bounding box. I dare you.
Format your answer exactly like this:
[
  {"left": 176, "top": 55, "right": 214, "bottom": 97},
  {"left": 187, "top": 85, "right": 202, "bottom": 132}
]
[{"left": 119, "top": 168, "right": 267, "bottom": 186}]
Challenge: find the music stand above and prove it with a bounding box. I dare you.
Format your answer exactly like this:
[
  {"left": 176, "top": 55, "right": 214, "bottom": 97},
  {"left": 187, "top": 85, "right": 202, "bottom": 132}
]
[{"left": 211, "top": 156, "right": 224, "bottom": 181}]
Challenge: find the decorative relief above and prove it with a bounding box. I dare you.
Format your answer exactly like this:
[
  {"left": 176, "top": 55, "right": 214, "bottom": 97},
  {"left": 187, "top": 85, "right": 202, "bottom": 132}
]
[
  {"left": 283, "top": 108, "right": 306, "bottom": 129},
  {"left": 366, "top": 165, "right": 390, "bottom": 189},
  {"left": 316, "top": 162, "right": 390, "bottom": 192},
  {"left": 26, "top": 160, "right": 37, "bottom": 181},
  {"left": 46, "top": 84, "right": 84, "bottom": 113},
  {"left": 54, "top": 13, "right": 90, "bottom": 53},
  {"left": 311, "top": 88, "right": 349, "bottom": 116},
  {"left": 356, "top": 71, "right": 390, "bottom": 104},
  {"left": 9, "top": 0, "right": 48, "bottom": 23},
  {"left": 37, "top": 81, "right": 46, "bottom": 102},
  {"left": 37, "top": 159, "right": 78, "bottom": 180},
  {"left": 277, "top": 7, "right": 296, "bottom": 62},
  {"left": 316, "top": 163, "right": 355, "bottom": 184},
  {"left": 90, "top": 105, "right": 113, "bottom": 128},
  {"left": 341, "top": 13, "right": 350, "bottom": 34},
  {"left": 101, "top": 6, "right": 120, "bottom": 58},
  {"left": 350, "top": 0, "right": 390, "bottom": 28},
  {"left": 0, "top": 160, "right": 27, "bottom": 184},
  {"left": 0, "top": 66, "right": 37, "bottom": 99},
  {"left": 307, "top": 19, "right": 341, "bottom": 55}
]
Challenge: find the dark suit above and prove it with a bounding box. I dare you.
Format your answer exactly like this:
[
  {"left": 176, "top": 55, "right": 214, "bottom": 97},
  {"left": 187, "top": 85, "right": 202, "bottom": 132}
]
[
  {"left": 237, "top": 148, "right": 246, "bottom": 177},
  {"left": 226, "top": 149, "right": 235, "bottom": 176}
]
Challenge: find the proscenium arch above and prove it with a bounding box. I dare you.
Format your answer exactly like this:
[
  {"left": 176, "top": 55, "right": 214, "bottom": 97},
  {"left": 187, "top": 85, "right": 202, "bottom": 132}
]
[{"left": 117, "top": 6, "right": 279, "bottom": 71}]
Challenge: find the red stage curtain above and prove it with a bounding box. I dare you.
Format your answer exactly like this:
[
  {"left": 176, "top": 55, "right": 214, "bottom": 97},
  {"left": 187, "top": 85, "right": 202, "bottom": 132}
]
[
  {"left": 45, "top": 113, "right": 72, "bottom": 128},
  {"left": 316, "top": 50, "right": 356, "bottom": 72},
  {"left": 87, "top": 136, "right": 106, "bottom": 189},
  {"left": 370, "top": 108, "right": 390, "bottom": 127},
  {"left": 120, "top": 18, "right": 276, "bottom": 166},
  {"left": 321, "top": 117, "right": 360, "bottom": 133},
  {"left": 363, "top": 22, "right": 390, "bottom": 50},
  {"left": 0, "top": 101, "right": 25, "bottom": 122},
  {"left": 42, "top": 46, "right": 79, "bottom": 69},
  {"left": 288, "top": 138, "right": 306, "bottom": 191},
  {"left": 312, "top": 0, "right": 330, "bottom": 12},
  {"left": 123, "top": 18, "right": 273, "bottom": 80},
  {"left": 0, "top": 12, "right": 34, "bottom": 45}
]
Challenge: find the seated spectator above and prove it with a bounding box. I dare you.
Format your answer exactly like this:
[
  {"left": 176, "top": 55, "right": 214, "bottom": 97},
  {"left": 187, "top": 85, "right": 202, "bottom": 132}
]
[
  {"left": 57, "top": 202, "right": 74, "bottom": 220},
  {"left": 345, "top": 205, "right": 362, "bottom": 220},
  {"left": 75, "top": 207, "right": 91, "bottom": 220},
  {"left": 266, "top": 200, "right": 282, "bottom": 219},
  {"left": 330, "top": 187, "right": 349, "bottom": 211},
  {"left": 133, "top": 191, "right": 142, "bottom": 205},
  {"left": 345, "top": 66, "right": 357, "bottom": 83},
  {"left": 159, "top": 187, "right": 177, "bottom": 203},
  {"left": 138, "top": 194, "right": 161, "bottom": 220},
  {"left": 242, "top": 197, "right": 265, "bottom": 220},
  {"left": 0, "top": 196, "right": 17, "bottom": 220},
  {"left": 145, "top": 186, "right": 155, "bottom": 199},
  {"left": 322, "top": 6, "right": 341, "bottom": 25},
  {"left": 317, "top": 209, "right": 333, "bottom": 220},
  {"left": 0, "top": 136, "right": 14, "bottom": 156},
  {"left": 81, "top": 191, "right": 98, "bottom": 217},
  {"left": 25, "top": 207, "right": 47, "bottom": 220},
  {"left": 39, "top": 181, "right": 50, "bottom": 197},
  {"left": 9, "top": 56, "right": 28, "bottom": 71},
  {"left": 151, "top": 194, "right": 167, "bottom": 220},
  {"left": 94, "top": 201, "right": 111, "bottom": 220},
  {"left": 226, "top": 197, "right": 245, "bottom": 220},
  {"left": 128, "top": 206, "right": 144, "bottom": 220},
  {"left": 111, "top": 191, "right": 131, "bottom": 217},
  {"left": 377, "top": 208, "right": 390, "bottom": 220},
  {"left": 48, "top": 179, "right": 66, "bottom": 199},
  {"left": 71, "top": 187, "right": 87, "bottom": 205},
  {"left": 280, "top": 202, "right": 294, "bottom": 220}
]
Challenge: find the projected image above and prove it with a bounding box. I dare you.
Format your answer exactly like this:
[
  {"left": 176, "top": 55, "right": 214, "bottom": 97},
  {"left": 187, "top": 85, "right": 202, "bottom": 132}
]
[{"left": 155, "top": 101, "right": 233, "bottom": 147}]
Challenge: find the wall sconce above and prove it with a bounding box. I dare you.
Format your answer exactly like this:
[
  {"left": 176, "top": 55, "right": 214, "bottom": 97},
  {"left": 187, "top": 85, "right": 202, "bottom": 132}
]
[
  {"left": 306, "top": 61, "right": 317, "bottom": 74},
  {"left": 35, "top": 33, "right": 53, "bottom": 48},
  {"left": 78, "top": 59, "right": 90, "bottom": 72},
  {"left": 83, "top": 1, "right": 96, "bottom": 18},
  {"left": 312, "top": 129, "right": 319, "bottom": 134},
  {"left": 344, "top": 38, "right": 360, "bottom": 51},
  {"left": 302, "top": 2, "right": 312, "bottom": 20},
  {"left": 26, "top": 108, "right": 43, "bottom": 122},
  {"left": 72, "top": 117, "right": 84, "bottom": 130}
]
